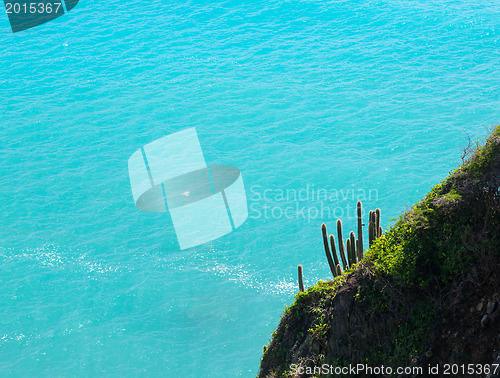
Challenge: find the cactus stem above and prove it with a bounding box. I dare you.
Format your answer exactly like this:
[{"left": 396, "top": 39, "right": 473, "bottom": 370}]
[
  {"left": 329, "top": 234, "right": 340, "bottom": 268},
  {"left": 298, "top": 264, "right": 304, "bottom": 292},
  {"left": 357, "top": 201, "right": 364, "bottom": 259},
  {"left": 346, "top": 238, "right": 351, "bottom": 269},
  {"left": 349, "top": 231, "right": 356, "bottom": 266},
  {"left": 375, "top": 208, "right": 381, "bottom": 237},
  {"left": 368, "top": 210, "right": 374, "bottom": 247},
  {"left": 321, "top": 223, "right": 337, "bottom": 278},
  {"left": 337, "top": 219, "right": 348, "bottom": 270}
]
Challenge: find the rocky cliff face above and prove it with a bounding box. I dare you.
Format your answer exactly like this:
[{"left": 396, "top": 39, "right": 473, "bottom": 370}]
[
  {"left": 259, "top": 126, "right": 500, "bottom": 377},
  {"left": 259, "top": 267, "right": 500, "bottom": 377}
]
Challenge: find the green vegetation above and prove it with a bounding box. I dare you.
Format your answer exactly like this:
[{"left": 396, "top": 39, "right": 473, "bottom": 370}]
[
  {"left": 260, "top": 276, "right": 350, "bottom": 375},
  {"left": 259, "top": 126, "right": 500, "bottom": 377},
  {"left": 367, "top": 125, "right": 500, "bottom": 286}
]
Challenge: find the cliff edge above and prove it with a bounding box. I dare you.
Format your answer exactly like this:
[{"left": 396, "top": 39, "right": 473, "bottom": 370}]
[{"left": 259, "top": 126, "right": 500, "bottom": 377}]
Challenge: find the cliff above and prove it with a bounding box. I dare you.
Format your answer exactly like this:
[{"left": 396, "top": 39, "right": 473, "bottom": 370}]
[{"left": 259, "top": 126, "right": 500, "bottom": 377}]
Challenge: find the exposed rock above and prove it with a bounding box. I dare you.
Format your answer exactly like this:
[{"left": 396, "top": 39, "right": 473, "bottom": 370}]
[
  {"left": 477, "top": 301, "right": 484, "bottom": 312},
  {"left": 481, "top": 314, "right": 489, "bottom": 328},
  {"left": 487, "top": 300, "right": 498, "bottom": 315}
]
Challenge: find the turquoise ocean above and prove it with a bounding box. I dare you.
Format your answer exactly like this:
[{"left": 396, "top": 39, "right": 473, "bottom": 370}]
[{"left": 0, "top": 0, "right": 499, "bottom": 376}]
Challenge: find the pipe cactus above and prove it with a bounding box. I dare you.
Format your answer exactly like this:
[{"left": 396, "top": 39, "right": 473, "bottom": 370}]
[
  {"left": 375, "top": 208, "right": 381, "bottom": 237},
  {"left": 298, "top": 264, "right": 304, "bottom": 292},
  {"left": 340, "top": 242, "right": 348, "bottom": 271},
  {"left": 357, "top": 201, "right": 363, "bottom": 259},
  {"left": 337, "top": 219, "right": 348, "bottom": 271},
  {"left": 321, "top": 223, "right": 337, "bottom": 278},
  {"left": 320, "top": 202, "right": 383, "bottom": 278},
  {"left": 349, "top": 231, "right": 356, "bottom": 266},
  {"left": 346, "top": 238, "right": 351, "bottom": 268},
  {"left": 356, "top": 238, "right": 359, "bottom": 262},
  {"left": 329, "top": 234, "right": 340, "bottom": 267},
  {"left": 368, "top": 210, "right": 375, "bottom": 247}
]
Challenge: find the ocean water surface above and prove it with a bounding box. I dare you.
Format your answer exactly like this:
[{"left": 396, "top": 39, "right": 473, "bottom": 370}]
[{"left": 0, "top": 0, "right": 499, "bottom": 376}]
